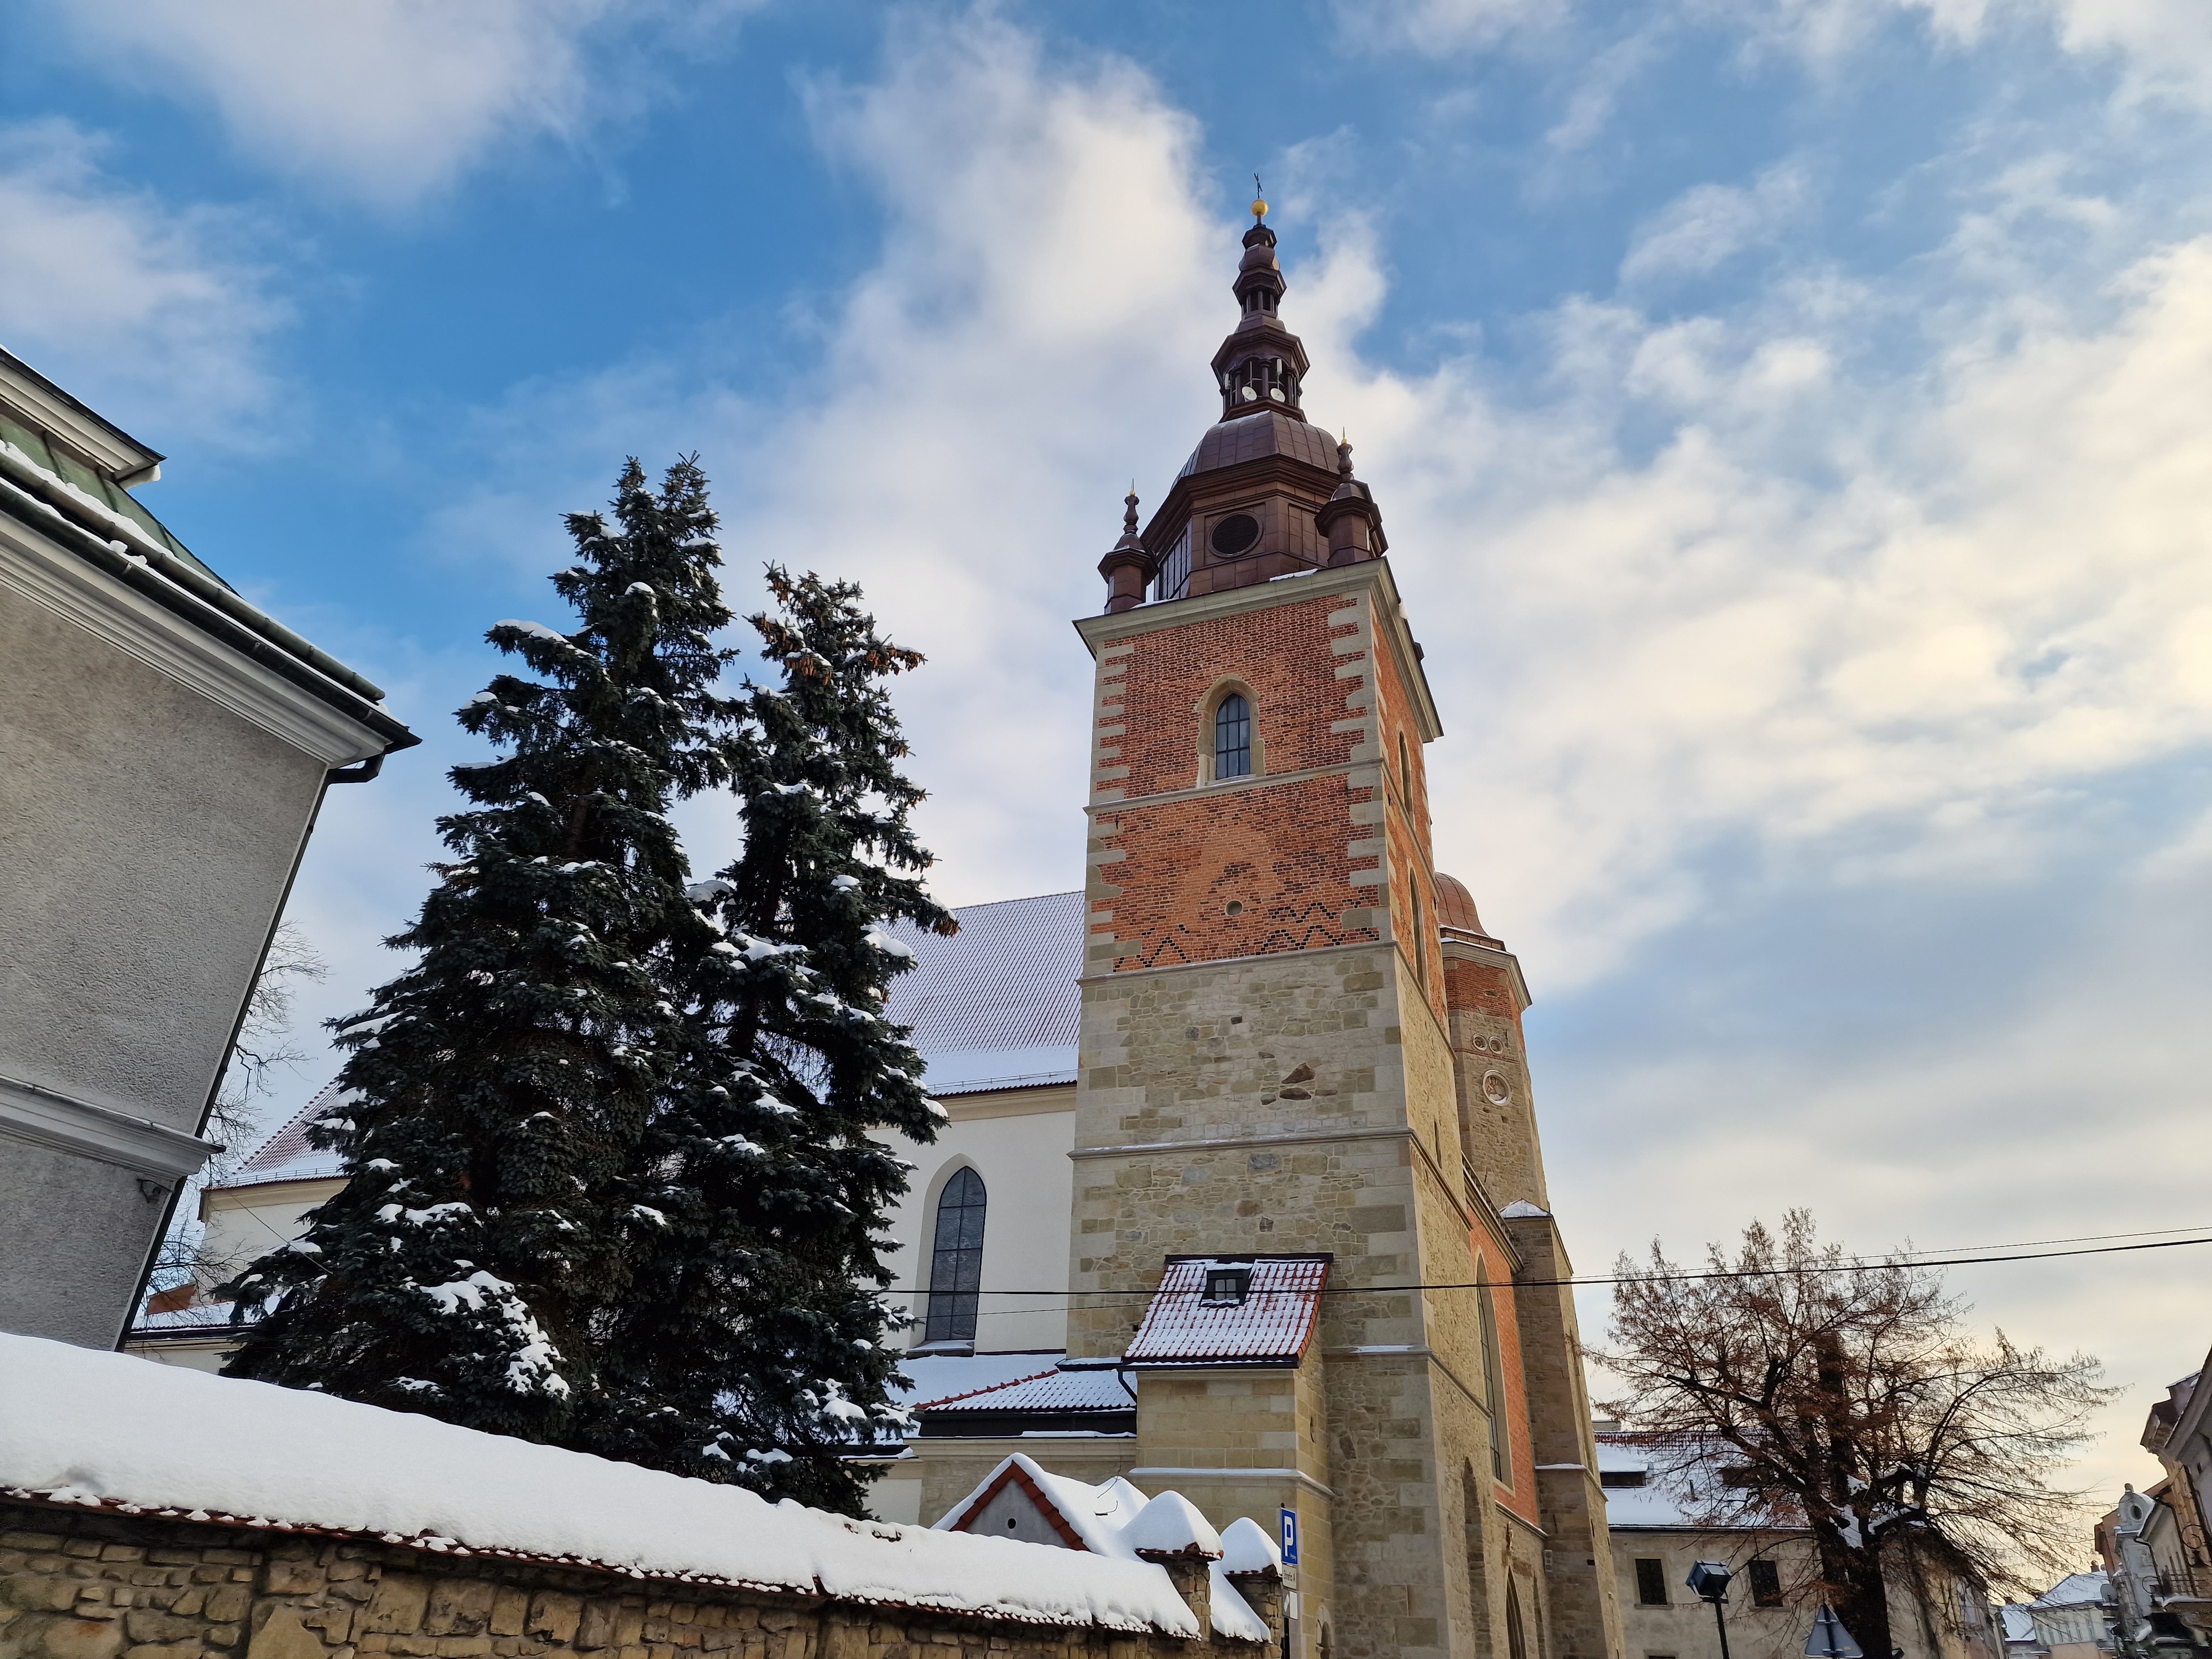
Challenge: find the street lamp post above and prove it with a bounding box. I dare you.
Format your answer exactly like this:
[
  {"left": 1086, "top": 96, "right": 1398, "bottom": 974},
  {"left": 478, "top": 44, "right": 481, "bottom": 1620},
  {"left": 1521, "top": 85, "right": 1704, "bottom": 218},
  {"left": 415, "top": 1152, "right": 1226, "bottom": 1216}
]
[{"left": 1689, "top": 1562, "right": 1736, "bottom": 1659}]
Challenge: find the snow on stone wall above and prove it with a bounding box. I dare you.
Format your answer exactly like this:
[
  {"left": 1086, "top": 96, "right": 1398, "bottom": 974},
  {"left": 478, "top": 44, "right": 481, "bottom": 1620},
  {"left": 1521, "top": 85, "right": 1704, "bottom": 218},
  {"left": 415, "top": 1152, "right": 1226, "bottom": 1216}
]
[{"left": 0, "top": 1335, "right": 1201, "bottom": 1637}]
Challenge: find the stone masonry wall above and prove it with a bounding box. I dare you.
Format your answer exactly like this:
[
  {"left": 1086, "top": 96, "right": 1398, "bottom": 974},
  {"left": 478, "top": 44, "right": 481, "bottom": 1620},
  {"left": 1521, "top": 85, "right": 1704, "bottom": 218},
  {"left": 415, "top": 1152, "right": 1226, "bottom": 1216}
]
[{"left": 0, "top": 1500, "right": 1267, "bottom": 1659}]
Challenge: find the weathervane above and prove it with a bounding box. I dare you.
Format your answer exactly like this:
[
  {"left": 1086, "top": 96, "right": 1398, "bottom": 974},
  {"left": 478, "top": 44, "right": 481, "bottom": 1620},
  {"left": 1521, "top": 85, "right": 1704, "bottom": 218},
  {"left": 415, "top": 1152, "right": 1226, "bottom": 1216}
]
[{"left": 1251, "top": 174, "right": 1267, "bottom": 221}]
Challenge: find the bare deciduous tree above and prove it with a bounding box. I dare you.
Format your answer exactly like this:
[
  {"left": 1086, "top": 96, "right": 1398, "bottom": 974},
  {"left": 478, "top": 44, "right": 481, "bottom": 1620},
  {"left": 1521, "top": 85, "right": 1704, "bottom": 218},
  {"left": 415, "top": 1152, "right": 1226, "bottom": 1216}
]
[
  {"left": 1589, "top": 1210, "right": 2113, "bottom": 1659},
  {"left": 150, "top": 924, "right": 328, "bottom": 1291}
]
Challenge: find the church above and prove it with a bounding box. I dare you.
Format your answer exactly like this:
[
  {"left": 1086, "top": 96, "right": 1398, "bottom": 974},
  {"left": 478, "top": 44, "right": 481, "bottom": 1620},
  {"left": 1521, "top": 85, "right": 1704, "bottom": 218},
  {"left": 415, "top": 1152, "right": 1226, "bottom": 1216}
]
[{"left": 144, "top": 198, "right": 1625, "bottom": 1659}]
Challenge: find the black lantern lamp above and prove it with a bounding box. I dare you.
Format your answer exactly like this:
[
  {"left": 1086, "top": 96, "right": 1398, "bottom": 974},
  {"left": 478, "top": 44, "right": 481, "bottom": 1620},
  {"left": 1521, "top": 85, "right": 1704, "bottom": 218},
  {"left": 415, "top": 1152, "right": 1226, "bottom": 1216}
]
[{"left": 1688, "top": 1562, "right": 1736, "bottom": 1659}]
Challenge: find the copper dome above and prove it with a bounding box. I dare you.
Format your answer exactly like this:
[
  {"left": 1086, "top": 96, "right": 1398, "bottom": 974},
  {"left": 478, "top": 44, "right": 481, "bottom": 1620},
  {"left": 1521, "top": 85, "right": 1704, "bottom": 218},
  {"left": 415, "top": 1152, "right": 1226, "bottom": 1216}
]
[{"left": 1433, "top": 872, "right": 1489, "bottom": 937}]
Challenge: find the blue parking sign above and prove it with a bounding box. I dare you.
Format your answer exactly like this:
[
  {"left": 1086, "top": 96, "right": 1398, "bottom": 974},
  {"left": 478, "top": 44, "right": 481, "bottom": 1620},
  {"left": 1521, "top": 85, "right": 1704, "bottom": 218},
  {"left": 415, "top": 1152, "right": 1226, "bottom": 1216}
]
[{"left": 1279, "top": 1506, "right": 1300, "bottom": 1565}]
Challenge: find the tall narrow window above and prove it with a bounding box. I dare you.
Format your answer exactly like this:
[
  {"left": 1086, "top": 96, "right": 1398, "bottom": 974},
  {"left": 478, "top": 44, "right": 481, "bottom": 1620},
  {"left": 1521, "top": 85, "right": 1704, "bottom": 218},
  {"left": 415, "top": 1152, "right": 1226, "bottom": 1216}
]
[
  {"left": 924, "top": 1167, "right": 987, "bottom": 1345},
  {"left": 1214, "top": 693, "right": 1252, "bottom": 779},
  {"left": 1411, "top": 888, "right": 1427, "bottom": 987},
  {"left": 1506, "top": 1583, "right": 1530, "bottom": 1659},
  {"left": 1400, "top": 731, "right": 1412, "bottom": 802},
  {"left": 1749, "top": 1560, "right": 1782, "bottom": 1608},
  {"left": 1634, "top": 1559, "right": 1669, "bottom": 1607},
  {"left": 1478, "top": 1262, "right": 1509, "bottom": 1479}
]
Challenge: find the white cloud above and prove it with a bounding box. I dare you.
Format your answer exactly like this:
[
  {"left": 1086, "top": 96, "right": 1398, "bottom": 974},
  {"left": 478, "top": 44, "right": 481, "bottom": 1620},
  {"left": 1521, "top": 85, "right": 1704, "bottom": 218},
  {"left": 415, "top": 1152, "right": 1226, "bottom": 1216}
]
[
  {"left": 1619, "top": 163, "right": 1813, "bottom": 284},
  {"left": 0, "top": 120, "right": 292, "bottom": 440},
  {"left": 42, "top": 0, "right": 749, "bottom": 208},
  {"left": 281, "top": 9, "right": 2212, "bottom": 1496}
]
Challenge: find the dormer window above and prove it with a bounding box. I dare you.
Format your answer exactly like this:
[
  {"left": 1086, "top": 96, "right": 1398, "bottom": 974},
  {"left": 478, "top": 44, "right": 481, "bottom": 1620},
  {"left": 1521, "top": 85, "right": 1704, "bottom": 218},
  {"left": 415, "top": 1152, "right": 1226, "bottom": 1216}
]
[{"left": 1202, "top": 1267, "right": 1251, "bottom": 1305}]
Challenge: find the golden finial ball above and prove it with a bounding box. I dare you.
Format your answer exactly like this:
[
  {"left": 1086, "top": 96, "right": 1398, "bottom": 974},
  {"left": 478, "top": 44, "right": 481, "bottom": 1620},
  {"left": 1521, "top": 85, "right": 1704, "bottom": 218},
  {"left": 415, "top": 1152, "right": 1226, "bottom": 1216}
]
[{"left": 1251, "top": 196, "right": 1268, "bottom": 220}]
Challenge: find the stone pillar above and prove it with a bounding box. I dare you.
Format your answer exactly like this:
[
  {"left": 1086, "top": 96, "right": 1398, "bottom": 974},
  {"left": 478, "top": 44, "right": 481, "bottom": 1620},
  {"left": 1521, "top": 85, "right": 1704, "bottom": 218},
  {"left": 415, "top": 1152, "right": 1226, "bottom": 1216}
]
[
  {"left": 1142, "top": 1553, "right": 1215, "bottom": 1644},
  {"left": 1229, "top": 1570, "right": 1286, "bottom": 1659}
]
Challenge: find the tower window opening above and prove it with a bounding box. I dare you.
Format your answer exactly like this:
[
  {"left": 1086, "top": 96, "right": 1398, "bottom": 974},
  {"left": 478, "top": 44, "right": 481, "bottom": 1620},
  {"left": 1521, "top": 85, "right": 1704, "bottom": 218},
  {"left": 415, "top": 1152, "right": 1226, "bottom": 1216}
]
[
  {"left": 1410, "top": 887, "right": 1426, "bottom": 987},
  {"left": 1478, "top": 1261, "right": 1508, "bottom": 1480},
  {"left": 1399, "top": 732, "right": 1412, "bottom": 802},
  {"left": 1214, "top": 693, "right": 1252, "bottom": 780},
  {"left": 924, "top": 1166, "right": 987, "bottom": 1345}
]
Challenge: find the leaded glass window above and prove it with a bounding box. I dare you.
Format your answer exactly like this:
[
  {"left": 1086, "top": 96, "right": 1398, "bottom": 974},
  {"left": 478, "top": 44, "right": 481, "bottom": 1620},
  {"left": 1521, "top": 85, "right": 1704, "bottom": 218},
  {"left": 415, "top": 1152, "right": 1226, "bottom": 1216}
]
[
  {"left": 924, "top": 1167, "right": 987, "bottom": 1344},
  {"left": 1214, "top": 693, "right": 1251, "bottom": 780}
]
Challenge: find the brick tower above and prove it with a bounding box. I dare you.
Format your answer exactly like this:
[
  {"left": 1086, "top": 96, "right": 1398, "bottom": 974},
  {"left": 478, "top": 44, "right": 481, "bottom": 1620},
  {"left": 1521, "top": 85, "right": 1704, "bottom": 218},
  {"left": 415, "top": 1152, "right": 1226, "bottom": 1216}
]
[{"left": 1070, "top": 199, "right": 1624, "bottom": 1659}]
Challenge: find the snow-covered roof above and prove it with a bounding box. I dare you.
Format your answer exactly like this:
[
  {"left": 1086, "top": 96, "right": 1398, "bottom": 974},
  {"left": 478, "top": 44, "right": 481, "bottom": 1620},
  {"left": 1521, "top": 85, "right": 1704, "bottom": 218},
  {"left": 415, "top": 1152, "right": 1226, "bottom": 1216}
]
[
  {"left": 0, "top": 1332, "right": 1214, "bottom": 1639},
  {"left": 213, "top": 890, "right": 1088, "bottom": 1201},
  {"left": 895, "top": 1352, "right": 1071, "bottom": 1411},
  {"left": 919, "top": 1362, "right": 1133, "bottom": 1417},
  {"left": 933, "top": 1454, "right": 1269, "bottom": 1642},
  {"left": 1594, "top": 1433, "right": 1807, "bottom": 1531},
  {"left": 2033, "top": 1572, "right": 2110, "bottom": 1609},
  {"left": 882, "top": 890, "right": 1082, "bottom": 1095},
  {"left": 220, "top": 1079, "right": 355, "bottom": 1190},
  {"left": 1123, "top": 1256, "right": 1329, "bottom": 1368},
  {"left": 2002, "top": 1604, "right": 2043, "bottom": 1645}
]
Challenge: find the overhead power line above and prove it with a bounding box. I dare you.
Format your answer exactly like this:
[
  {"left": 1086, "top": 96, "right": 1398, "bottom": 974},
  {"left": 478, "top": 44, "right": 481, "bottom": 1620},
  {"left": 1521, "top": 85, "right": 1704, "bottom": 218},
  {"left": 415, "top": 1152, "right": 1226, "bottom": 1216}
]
[{"left": 882, "top": 1225, "right": 2212, "bottom": 1301}]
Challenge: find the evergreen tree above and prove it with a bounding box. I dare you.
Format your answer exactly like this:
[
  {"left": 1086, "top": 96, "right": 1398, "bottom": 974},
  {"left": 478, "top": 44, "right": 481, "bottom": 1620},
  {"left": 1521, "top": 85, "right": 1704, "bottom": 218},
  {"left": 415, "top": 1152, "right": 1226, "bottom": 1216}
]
[
  {"left": 582, "top": 567, "right": 953, "bottom": 1514},
  {"left": 221, "top": 458, "right": 739, "bottom": 1440}
]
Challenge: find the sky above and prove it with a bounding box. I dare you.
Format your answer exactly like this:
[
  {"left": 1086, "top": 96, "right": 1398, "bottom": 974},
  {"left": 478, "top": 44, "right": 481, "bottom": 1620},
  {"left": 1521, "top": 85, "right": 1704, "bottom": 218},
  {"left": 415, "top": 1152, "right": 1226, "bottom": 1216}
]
[{"left": 7, "top": 0, "right": 2212, "bottom": 1537}]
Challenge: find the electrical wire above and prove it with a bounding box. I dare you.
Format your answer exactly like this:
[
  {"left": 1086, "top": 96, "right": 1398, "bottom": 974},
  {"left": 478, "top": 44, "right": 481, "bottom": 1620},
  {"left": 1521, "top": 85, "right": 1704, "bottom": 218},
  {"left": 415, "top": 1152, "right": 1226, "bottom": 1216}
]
[{"left": 880, "top": 1225, "right": 2212, "bottom": 1300}]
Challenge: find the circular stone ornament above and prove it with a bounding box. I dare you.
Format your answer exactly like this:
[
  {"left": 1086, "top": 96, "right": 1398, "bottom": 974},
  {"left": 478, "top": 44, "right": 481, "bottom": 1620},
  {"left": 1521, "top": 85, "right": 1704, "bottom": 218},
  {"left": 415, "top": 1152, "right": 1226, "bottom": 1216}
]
[{"left": 1481, "top": 1070, "right": 1512, "bottom": 1105}]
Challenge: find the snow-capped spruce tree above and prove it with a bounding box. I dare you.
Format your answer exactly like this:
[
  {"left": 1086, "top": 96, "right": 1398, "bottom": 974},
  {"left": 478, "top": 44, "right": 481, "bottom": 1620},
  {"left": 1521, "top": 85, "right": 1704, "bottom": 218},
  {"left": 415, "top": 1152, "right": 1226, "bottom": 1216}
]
[
  {"left": 221, "top": 457, "right": 740, "bottom": 1442},
  {"left": 585, "top": 567, "right": 954, "bottom": 1514}
]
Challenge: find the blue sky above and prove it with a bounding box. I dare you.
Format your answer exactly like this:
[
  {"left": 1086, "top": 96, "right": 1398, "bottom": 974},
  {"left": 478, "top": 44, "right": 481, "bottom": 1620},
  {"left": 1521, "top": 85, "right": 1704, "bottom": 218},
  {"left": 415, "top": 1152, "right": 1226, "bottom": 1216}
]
[{"left": 8, "top": 0, "right": 2212, "bottom": 1508}]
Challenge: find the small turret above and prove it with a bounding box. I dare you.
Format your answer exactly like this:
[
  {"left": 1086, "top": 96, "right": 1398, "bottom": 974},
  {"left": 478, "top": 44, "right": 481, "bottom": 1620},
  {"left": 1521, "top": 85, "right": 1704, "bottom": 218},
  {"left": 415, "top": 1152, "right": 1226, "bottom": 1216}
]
[
  {"left": 1316, "top": 437, "right": 1386, "bottom": 566},
  {"left": 1097, "top": 486, "right": 1154, "bottom": 614}
]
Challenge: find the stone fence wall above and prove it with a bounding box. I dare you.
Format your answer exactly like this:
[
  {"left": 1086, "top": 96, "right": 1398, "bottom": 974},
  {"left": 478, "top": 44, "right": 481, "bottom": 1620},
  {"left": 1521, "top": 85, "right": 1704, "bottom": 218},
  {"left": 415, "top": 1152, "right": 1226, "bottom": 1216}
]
[{"left": 0, "top": 1499, "right": 1272, "bottom": 1659}]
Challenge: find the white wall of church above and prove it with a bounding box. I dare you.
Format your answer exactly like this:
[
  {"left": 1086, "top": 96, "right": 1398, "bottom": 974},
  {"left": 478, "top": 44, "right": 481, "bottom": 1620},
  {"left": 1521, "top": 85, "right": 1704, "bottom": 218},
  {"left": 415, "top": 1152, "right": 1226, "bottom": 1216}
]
[{"left": 880, "top": 1084, "right": 1076, "bottom": 1356}]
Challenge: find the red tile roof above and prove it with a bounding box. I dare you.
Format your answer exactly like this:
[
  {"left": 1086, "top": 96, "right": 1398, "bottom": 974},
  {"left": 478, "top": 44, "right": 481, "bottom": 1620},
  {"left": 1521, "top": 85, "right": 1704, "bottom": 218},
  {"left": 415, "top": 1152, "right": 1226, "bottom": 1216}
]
[
  {"left": 1123, "top": 1255, "right": 1330, "bottom": 1368},
  {"left": 921, "top": 1364, "right": 1134, "bottom": 1415}
]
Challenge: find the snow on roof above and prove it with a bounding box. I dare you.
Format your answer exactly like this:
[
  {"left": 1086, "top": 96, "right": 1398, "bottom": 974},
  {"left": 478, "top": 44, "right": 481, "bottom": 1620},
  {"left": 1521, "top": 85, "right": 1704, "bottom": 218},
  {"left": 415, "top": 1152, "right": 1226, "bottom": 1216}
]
[
  {"left": 1124, "top": 1493, "right": 1223, "bottom": 1559},
  {"left": 2002, "top": 1605, "right": 2042, "bottom": 1644},
  {"left": 2032, "top": 1572, "right": 2110, "bottom": 1609},
  {"left": 919, "top": 1362, "right": 1132, "bottom": 1417},
  {"left": 1123, "top": 1257, "right": 1329, "bottom": 1368},
  {"left": 1497, "top": 1200, "right": 1551, "bottom": 1219},
  {"left": 220, "top": 1079, "right": 356, "bottom": 1190},
  {"left": 1594, "top": 1433, "right": 1806, "bottom": 1531},
  {"left": 883, "top": 891, "right": 1082, "bottom": 1096},
  {"left": 1219, "top": 1517, "right": 1282, "bottom": 1577},
  {"left": 933, "top": 1454, "right": 1267, "bottom": 1644},
  {"left": 0, "top": 1332, "right": 1208, "bottom": 1639},
  {"left": 894, "top": 1352, "right": 1071, "bottom": 1411},
  {"left": 214, "top": 890, "right": 1088, "bottom": 1200}
]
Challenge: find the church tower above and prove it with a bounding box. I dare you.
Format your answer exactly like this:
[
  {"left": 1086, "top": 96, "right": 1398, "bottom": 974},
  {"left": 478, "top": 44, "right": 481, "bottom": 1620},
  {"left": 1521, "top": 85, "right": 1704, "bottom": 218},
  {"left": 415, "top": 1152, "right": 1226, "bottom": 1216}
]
[{"left": 1070, "top": 199, "right": 1625, "bottom": 1659}]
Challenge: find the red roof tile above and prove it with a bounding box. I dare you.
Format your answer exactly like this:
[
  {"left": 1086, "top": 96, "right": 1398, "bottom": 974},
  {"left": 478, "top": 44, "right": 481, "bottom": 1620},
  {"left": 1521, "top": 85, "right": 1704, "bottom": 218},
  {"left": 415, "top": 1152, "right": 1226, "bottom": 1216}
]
[{"left": 1123, "top": 1255, "right": 1330, "bottom": 1367}]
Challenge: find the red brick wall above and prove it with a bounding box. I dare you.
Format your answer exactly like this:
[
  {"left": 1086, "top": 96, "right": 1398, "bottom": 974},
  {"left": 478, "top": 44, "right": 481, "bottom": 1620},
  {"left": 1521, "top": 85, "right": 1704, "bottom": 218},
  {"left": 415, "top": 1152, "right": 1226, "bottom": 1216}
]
[
  {"left": 1099, "top": 774, "right": 1379, "bottom": 971},
  {"left": 1107, "top": 594, "right": 1354, "bottom": 797},
  {"left": 1444, "top": 957, "right": 1525, "bottom": 1024},
  {"left": 1094, "top": 589, "right": 1391, "bottom": 973},
  {"left": 1471, "top": 1215, "right": 1542, "bottom": 1531}
]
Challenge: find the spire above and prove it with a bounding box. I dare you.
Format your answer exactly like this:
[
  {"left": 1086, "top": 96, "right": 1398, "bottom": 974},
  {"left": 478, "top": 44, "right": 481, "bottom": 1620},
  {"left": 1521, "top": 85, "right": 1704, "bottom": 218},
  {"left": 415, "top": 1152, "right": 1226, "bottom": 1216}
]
[
  {"left": 1212, "top": 188, "right": 1308, "bottom": 422},
  {"left": 1097, "top": 483, "right": 1154, "bottom": 613}
]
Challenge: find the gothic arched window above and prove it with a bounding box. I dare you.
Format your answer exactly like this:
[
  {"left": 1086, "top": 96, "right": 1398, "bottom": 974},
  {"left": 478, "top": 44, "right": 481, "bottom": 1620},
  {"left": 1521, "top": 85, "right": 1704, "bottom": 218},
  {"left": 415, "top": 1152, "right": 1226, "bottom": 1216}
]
[
  {"left": 924, "top": 1167, "right": 987, "bottom": 1345},
  {"left": 1214, "top": 693, "right": 1252, "bottom": 780},
  {"left": 1505, "top": 1583, "right": 1528, "bottom": 1659},
  {"left": 1478, "top": 1259, "right": 1509, "bottom": 1479}
]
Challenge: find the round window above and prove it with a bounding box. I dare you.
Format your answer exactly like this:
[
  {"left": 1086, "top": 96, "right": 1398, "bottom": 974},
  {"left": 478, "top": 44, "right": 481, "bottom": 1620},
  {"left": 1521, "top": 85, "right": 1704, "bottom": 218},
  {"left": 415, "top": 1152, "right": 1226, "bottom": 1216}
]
[{"left": 1211, "top": 513, "right": 1260, "bottom": 556}]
